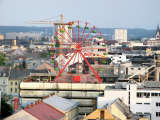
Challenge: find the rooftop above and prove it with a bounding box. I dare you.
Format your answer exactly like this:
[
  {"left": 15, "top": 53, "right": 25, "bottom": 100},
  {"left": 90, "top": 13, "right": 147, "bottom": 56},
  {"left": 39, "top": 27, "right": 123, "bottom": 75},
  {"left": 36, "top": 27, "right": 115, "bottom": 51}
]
[
  {"left": 24, "top": 101, "right": 65, "bottom": 120},
  {"left": 43, "top": 95, "right": 79, "bottom": 113},
  {"left": 9, "top": 68, "right": 48, "bottom": 80},
  {"left": 4, "top": 110, "right": 38, "bottom": 120}
]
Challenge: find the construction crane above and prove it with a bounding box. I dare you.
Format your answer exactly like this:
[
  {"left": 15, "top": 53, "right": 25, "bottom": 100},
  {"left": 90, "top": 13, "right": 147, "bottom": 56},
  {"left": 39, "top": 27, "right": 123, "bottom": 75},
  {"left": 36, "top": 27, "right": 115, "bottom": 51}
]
[
  {"left": 28, "top": 14, "right": 73, "bottom": 69},
  {"left": 144, "top": 54, "right": 160, "bottom": 81}
]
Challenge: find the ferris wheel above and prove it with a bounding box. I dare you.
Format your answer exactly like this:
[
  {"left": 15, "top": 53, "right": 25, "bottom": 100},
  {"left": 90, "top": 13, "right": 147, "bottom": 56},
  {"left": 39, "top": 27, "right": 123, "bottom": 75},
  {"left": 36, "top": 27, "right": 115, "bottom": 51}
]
[{"left": 49, "top": 20, "right": 107, "bottom": 83}]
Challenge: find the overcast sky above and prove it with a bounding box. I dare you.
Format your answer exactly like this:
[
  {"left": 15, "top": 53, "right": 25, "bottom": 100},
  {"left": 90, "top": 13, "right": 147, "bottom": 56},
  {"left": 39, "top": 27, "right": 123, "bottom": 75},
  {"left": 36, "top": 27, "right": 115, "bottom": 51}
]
[{"left": 0, "top": 0, "right": 160, "bottom": 29}]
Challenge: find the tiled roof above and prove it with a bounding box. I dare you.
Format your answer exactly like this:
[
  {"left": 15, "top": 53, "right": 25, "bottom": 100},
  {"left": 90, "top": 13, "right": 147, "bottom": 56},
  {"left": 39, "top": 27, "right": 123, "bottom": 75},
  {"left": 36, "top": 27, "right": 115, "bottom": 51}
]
[
  {"left": 24, "top": 101, "right": 65, "bottom": 120},
  {"left": 4, "top": 110, "right": 38, "bottom": 120},
  {"left": 9, "top": 69, "right": 48, "bottom": 80},
  {"left": 0, "top": 66, "right": 10, "bottom": 77},
  {"left": 36, "top": 62, "right": 55, "bottom": 74},
  {"left": 43, "top": 95, "right": 79, "bottom": 113}
]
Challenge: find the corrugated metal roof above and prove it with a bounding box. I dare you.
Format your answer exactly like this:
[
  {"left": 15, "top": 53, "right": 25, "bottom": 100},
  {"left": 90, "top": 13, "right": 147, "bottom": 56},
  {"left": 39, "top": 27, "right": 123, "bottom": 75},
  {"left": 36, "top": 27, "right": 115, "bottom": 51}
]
[
  {"left": 24, "top": 102, "right": 65, "bottom": 120},
  {"left": 43, "top": 95, "right": 79, "bottom": 113},
  {"left": 4, "top": 110, "right": 38, "bottom": 120}
]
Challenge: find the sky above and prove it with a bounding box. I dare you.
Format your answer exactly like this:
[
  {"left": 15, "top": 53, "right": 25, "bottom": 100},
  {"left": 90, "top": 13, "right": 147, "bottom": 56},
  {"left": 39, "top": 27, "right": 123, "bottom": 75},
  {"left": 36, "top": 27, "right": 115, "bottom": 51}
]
[{"left": 0, "top": 0, "right": 160, "bottom": 29}]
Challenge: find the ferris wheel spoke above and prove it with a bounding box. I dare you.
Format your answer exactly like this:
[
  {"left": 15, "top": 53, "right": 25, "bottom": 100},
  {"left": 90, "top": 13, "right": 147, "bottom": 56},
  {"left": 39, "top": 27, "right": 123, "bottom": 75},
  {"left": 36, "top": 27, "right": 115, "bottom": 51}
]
[
  {"left": 80, "top": 26, "right": 96, "bottom": 44},
  {"left": 79, "top": 53, "right": 87, "bottom": 74},
  {"left": 55, "top": 31, "right": 72, "bottom": 43},
  {"left": 63, "top": 26, "right": 73, "bottom": 42},
  {"left": 78, "top": 52, "right": 80, "bottom": 74},
  {"left": 79, "top": 51, "right": 102, "bottom": 83},
  {"left": 54, "top": 51, "right": 77, "bottom": 81},
  {"left": 78, "top": 20, "right": 80, "bottom": 43},
  {"left": 81, "top": 47, "right": 106, "bottom": 50},
  {"left": 55, "top": 61, "right": 60, "bottom": 72},
  {"left": 69, "top": 53, "right": 77, "bottom": 73},
  {"left": 72, "top": 27, "right": 77, "bottom": 44},
  {"left": 79, "top": 22, "right": 88, "bottom": 43},
  {"left": 84, "top": 33, "right": 100, "bottom": 45}
]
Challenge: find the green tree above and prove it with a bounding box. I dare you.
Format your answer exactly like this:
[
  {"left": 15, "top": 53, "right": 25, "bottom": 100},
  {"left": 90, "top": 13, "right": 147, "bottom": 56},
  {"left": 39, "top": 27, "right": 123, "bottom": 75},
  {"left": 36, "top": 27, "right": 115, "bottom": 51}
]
[{"left": 0, "top": 53, "right": 7, "bottom": 66}]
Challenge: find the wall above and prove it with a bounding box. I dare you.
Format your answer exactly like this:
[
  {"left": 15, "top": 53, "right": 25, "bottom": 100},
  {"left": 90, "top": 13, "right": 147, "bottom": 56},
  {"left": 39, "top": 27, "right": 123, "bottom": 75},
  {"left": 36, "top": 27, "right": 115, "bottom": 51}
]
[
  {"left": 98, "top": 84, "right": 160, "bottom": 120},
  {"left": 20, "top": 82, "right": 113, "bottom": 115},
  {"left": 8, "top": 80, "right": 19, "bottom": 97},
  {"left": 109, "top": 103, "right": 127, "bottom": 120},
  {"left": 0, "top": 77, "right": 8, "bottom": 94}
]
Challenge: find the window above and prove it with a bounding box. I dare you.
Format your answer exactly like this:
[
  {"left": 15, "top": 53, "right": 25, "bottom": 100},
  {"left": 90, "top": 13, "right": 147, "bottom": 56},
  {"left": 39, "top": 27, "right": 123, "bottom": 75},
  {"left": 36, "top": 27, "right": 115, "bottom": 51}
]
[
  {"left": 136, "top": 103, "right": 142, "bottom": 104},
  {"left": 156, "top": 112, "right": 160, "bottom": 117},
  {"left": 137, "top": 92, "right": 142, "bottom": 97},
  {"left": 15, "top": 88, "right": 17, "bottom": 93},
  {"left": 137, "top": 92, "right": 150, "bottom": 98},
  {"left": 144, "top": 93, "right": 150, "bottom": 98},
  {"left": 10, "top": 82, "right": 13, "bottom": 85},
  {"left": 138, "top": 68, "right": 141, "bottom": 70},
  {"left": 10, "top": 88, "right": 12, "bottom": 93},
  {"left": 144, "top": 103, "right": 150, "bottom": 105},
  {"left": 3, "top": 73, "right": 6, "bottom": 77},
  {"left": 3, "top": 80, "right": 5, "bottom": 84},
  {"left": 156, "top": 103, "right": 160, "bottom": 107},
  {"left": 144, "top": 112, "right": 150, "bottom": 115},
  {"left": 152, "top": 93, "right": 159, "bottom": 97},
  {"left": 155, "top": 93, "right": 158, "bottom": 96},
  {"left": 15, "top": 82, "right": 17, "bottom": 86}
]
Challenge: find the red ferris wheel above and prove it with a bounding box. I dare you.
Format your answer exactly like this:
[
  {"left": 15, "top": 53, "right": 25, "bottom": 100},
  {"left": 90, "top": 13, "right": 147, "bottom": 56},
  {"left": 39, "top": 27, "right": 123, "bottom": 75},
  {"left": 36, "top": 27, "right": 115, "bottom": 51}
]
[{"left": 50, "top": 20, "right": 107, "bottom": 83}]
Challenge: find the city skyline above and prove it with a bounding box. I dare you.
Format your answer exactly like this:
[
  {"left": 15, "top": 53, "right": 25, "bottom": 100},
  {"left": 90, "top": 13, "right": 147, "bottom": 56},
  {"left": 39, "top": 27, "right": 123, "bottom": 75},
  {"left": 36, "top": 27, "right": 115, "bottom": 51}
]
[{"left": 0, "top": 0, "right": 160, "bottom": 29}]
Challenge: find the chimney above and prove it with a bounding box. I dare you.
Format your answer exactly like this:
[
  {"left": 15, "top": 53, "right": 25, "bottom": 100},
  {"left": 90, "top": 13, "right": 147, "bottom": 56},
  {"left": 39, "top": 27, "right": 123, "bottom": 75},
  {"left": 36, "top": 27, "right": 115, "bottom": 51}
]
[{"left": 100, "top": 110, "right": 105, "bottom": 120}]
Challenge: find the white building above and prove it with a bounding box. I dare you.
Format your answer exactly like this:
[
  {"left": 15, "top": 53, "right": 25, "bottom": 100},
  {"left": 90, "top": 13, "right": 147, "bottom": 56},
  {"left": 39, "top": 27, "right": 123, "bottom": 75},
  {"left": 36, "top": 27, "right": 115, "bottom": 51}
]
[
  {"left": 98, "top": 82, "right": 160, "bottom": 120},
  {"left": 115, "top": 29, "right": 127, "bottom": 43},
  {"left": 5, "top": 32, "right": 42, "bottom": 41},
  {"left": 129, "top": 41, "right": 144, "bottom": 48},
  {"left": 0, "top": 67, "right": 9, "bottom": 95},
  {"left": 107, "top": 54, "right": 129, "bottom": 64}
]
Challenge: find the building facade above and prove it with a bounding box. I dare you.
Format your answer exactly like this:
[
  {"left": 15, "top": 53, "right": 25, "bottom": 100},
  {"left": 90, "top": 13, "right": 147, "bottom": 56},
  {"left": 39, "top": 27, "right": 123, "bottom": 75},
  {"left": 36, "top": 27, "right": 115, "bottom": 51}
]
[
  {"left": 98, "top": 82, "right": 160, "bottom": 120},
  {"left": 0, "top": 67, "right": 9, "bottom": 95},
  {"left": 114, "top": 29, "right": 127, "bottom": 43},
  {"left": 146, "top": 25, "right": 160, "bottom": 46}
]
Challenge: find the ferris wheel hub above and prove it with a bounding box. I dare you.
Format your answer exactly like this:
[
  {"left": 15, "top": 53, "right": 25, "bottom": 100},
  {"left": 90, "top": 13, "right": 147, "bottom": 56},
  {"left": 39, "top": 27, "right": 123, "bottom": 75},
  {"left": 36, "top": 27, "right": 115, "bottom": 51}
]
[{"left": 76, "top": 44, "right": 81, "bottom": 51}]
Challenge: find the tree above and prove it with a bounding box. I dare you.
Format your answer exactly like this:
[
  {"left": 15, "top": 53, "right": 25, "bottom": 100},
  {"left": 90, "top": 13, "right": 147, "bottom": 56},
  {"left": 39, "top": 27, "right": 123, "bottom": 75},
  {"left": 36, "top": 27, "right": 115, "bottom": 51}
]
[
  {"left": 0, "top": 53, "right": 7, "bottom": 66},
  {"left": 1, "top": 95, "right": 13, "bottom": 118}
]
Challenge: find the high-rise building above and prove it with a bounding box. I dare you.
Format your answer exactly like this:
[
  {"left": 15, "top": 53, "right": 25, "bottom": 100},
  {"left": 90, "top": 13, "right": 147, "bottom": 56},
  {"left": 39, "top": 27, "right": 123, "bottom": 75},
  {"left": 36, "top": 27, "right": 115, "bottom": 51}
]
[
  {"left": 156, "top": 25, "right": 160, "bottom": 40},
  {"left": 114, "top": 29, "right": 127, "bottom": 43},
  {"left": 0, "top": 34, "right": 4, "bottom": 40}
]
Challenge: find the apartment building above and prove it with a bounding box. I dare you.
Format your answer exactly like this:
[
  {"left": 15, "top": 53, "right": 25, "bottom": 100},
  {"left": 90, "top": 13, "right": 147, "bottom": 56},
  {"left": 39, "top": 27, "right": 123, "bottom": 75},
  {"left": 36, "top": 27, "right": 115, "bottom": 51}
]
[{"left": 98, "top": 82, "right": 160, "bottom": 120}]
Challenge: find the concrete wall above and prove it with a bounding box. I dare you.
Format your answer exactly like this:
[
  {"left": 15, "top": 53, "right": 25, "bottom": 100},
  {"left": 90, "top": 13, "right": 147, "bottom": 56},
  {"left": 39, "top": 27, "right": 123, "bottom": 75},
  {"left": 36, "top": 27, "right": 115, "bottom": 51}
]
[
  {"left": 20, "top": 90, "right": 103, "bottom": 98},
  {"left": 20, "top": 82, "right": 113, "bottom": 115},
  {"left": 109, "top": 103, "right": 127, "bottom": 120},
  {"left": 66, "top": 107, "right": 79, "bottom": 120},
  {"left": 20, "top": 83, "right": 112, "bottom": 90},
  {"left": 98, "top": 84, "right": 160, "bottom": 120}
]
